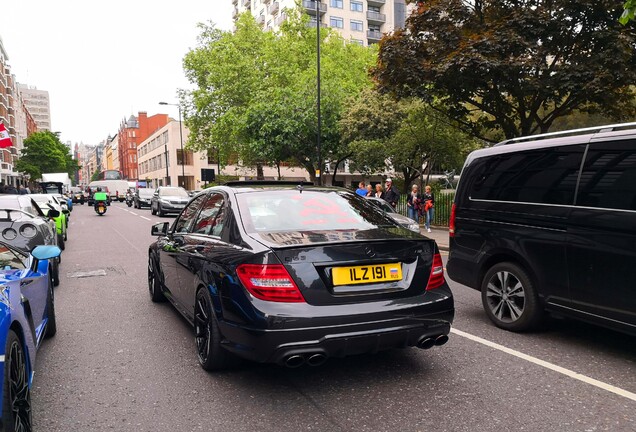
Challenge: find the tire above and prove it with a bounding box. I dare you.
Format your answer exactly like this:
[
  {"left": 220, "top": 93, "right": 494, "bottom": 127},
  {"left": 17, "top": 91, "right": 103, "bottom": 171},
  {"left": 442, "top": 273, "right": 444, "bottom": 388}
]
[
  {"left": 52, "top": 260, "right": 60, "bottom": 287},
  {"left": 2, "top": 330, "right": 32, "bottom": 430},
  {"left": 481, "top": 262, "right": 543, "bottom": 332},
  {"left": 57, "top": 233, "right": 65, "bottom": 251},
  {"left": 157, "top": 205, "right": 164, "bottom": 217},
  {"left": 45, "top": 274, "right": 57, "bottom": 338},
  {"left": 148, "top": 255, "right": 166, "bottom": 302},
  {"left": 194, "top": 287, "right": 231, "bottom": 371},
  {"left": 64, "top": 231, "right": 68, "bottom": 241},
  {"left": 151, "top": 205, "right": 156, "bottom": 216}
]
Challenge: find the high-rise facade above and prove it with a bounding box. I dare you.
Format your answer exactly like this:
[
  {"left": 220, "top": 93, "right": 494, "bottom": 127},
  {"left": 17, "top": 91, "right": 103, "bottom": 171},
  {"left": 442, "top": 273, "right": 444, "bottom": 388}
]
[
  {"left": 233, "top": 0, "right": 408, "bottom": 46},
  {"left": 17, "top": 83, "right": 51, "bottom": 131}
]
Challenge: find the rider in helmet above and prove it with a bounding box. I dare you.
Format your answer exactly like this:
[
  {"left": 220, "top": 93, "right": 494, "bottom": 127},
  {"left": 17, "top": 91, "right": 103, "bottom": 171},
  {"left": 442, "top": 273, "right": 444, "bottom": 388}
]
[{"left": 93, "top": 187, "right": 108, "bottom": 211}]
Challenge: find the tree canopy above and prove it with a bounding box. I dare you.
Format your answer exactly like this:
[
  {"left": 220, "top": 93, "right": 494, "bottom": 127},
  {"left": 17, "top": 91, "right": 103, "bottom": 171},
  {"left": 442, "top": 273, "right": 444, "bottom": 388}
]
[
  {"left": 182, "top": 8, "right": 376, "bottom": 180},
  {"left": 374, "top": 0, "right": 636, "bottom": 141},
  {"left": 341, "top": 89, "right": 481, "bottom": 192},
  {"left": 15, "top": 131, "right": 79, "bottom": 180}
]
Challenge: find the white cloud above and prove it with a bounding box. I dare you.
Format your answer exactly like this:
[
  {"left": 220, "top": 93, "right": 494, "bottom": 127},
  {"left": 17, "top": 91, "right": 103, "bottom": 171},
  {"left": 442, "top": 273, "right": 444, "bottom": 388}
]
[{"left": 3, "top": 0, "right": 234, "bottom": 145}]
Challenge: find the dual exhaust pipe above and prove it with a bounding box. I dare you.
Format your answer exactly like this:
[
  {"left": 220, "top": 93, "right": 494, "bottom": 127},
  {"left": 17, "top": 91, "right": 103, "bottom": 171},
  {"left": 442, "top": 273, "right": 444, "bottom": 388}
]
[
  {"left": 416, "top": 334, "right": 449, "bottom": 350},
  {"left": 283, "top": 352, "right": 328, "bottom": 368}
]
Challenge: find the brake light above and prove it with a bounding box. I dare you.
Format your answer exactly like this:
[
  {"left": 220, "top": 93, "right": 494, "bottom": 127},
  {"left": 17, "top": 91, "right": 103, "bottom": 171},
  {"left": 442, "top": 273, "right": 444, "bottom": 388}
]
[
  {"left": 449, "top": 203, "right": 457, "bottom": 238},
  {"left": 236, "top": 264, "right": 305, "bottom": 303},
  {"left": 426, "top": 253, "right": 445, "bottom": 290}
]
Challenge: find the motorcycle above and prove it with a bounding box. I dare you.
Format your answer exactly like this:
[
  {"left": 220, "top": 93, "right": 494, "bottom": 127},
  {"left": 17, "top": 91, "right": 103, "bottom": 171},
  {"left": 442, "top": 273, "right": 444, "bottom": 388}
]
[
  {"left": 125, "top": 193, "right": 134, "bottom": 207},
  {"left": 93, "top": 191, "right": 109, "bottom": 216}
]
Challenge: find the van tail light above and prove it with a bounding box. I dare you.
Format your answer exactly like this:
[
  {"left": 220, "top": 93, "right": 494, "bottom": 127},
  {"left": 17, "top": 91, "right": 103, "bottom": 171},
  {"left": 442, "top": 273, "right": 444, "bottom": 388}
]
[
  {"left": 426, "top": 253, "right": 445, "bottom": 290},
  {"left": 449, "top": 203, "right": 457, "bottom": 238},
  {"left": 236, "top": 264, "right": 305, "bottom": 303}
]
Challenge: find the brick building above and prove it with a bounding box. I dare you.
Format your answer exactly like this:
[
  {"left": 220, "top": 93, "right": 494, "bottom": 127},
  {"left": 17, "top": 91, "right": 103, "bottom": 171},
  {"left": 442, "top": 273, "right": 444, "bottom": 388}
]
[{"left": 117, "top": 112, "right": 169, "bottom": 180}]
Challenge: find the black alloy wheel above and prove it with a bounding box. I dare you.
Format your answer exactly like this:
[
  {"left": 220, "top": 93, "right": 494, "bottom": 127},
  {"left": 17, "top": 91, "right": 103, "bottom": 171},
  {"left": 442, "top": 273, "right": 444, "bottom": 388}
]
[
  {"left": 481, "top": 262, "right": 542, "bottom": 332},
  {"left": 2, "top": 330, "right": 32, "bottom": 431},
  {"left": 194, "top": 288, "right": 231, "bottom": 371},
  {"left": 147, "top": 255, "right": 166, "bottom": 302},
  {"left": 157, "top": 205, "right": 165, "bottom": 217}
]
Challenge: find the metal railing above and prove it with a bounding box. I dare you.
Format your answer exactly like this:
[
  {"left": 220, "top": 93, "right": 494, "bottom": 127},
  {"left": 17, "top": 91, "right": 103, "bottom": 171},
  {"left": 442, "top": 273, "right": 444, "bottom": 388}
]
[{"left": 394, "top": 191, "right": 455, "bottom": 227}]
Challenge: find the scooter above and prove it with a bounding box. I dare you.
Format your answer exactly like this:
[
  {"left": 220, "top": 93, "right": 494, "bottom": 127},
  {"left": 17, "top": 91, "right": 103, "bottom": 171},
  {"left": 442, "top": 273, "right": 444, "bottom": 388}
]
[{"left": 125, "top": 194, "right": 134, "bottom": 207}]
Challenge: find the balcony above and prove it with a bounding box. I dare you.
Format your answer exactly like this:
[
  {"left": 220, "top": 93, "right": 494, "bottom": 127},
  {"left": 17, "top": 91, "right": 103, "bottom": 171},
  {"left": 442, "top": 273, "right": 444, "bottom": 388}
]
[
  {"left": 263, "top": 0, "right": 271, "bottom": 3},
  {"left": 367, "top": 11, "right": 386, "bottom": 24},
  {"left": 268, "top": 1, "right": 279, "bottom": 15},
  {"left": 256, "top": 15, "right": 265, "bottom": 26},
  {"left": 367, "top": 0, "right": 385, "bottom": 6},
  {"left": 242, "top": 0, "right": 250, "bottom": 7},
  {"left": 302, "top": 1, "right": 327, "bottom": 15},
  {"left": 232, "top": 8, "right": 238, "bottom": 19},
  {"left": 367, "top": 29, "right": 382, "bottom": 42},
  {"left": 232, "top": 0, "right": 238, "bottom": 4},
  {"left": 276, "top": 13, "right": 288, "bottom": 26}
]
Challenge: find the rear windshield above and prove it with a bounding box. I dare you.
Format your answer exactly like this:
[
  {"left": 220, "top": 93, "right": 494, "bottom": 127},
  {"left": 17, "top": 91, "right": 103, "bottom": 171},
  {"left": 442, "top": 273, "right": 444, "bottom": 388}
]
[
  {"left": 159, "top": 187, "right": 189, "bottom": 197},
  {"left": 138, "top": 189, "right": 156, "bottom": 197},
  {"left": 237, "top": 190, "right": 397, "bottom": 233}
]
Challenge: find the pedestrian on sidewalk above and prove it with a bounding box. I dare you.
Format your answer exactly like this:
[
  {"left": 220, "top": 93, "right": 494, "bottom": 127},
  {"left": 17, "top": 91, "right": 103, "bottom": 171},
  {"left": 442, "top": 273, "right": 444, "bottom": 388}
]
[
  {"left": 374, "top": 183, "right": 384, "bottom": 199},
  {"left": 365, "top": 184, "right": 373, "bottom": 196},
  {"left": 422, "top": 185, "right": 435, "bottom": 233},
  {"left": 406, "top": 184, "right": 422, "bottom": 222},
  {"left": 355, "top": 181, "right": 367, "bottom": 197},
  {"left": 383, "top": 178, "right": 400, "bottom": 209}
]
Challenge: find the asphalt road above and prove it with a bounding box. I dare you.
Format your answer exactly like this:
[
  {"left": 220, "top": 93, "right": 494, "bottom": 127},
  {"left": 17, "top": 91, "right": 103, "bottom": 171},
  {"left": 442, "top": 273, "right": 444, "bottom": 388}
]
[{"left": 32, "top": 202, "right": 636, "bottom": 431}]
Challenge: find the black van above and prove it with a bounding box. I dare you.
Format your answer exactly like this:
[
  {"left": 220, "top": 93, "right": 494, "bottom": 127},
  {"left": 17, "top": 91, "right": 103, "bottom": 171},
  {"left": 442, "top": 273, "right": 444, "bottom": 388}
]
[{"left": 446, "top": 123, "right": 636, "bottom": 335}]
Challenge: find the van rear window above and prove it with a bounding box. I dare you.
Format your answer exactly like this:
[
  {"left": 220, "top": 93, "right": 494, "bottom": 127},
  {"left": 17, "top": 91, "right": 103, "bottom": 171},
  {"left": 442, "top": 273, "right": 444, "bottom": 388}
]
[{"left": 469, "top": 145, "right": 585, "bottom": 205}]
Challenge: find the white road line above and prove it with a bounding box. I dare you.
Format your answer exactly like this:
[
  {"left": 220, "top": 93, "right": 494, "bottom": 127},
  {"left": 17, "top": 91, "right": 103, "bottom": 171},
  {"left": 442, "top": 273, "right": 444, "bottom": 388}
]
[
  {"left": 451, "top": 328, "right": 636, "bottom": 402},
  {"left": 140, "top": 216, "right": 151, "bottom": 221},
  {"left": 130, "top": 211, "right": 138, "bottom": 216},
  {"left": 118, "top": 207, "right": 129, "bottom": 212}
]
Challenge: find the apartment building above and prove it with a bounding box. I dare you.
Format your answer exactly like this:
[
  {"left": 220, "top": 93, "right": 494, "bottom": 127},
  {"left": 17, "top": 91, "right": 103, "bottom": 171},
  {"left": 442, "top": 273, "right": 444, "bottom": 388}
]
[
  {"left": 117, "top": 112, "right": 170, "bottom": 181},
  {"left": 18, "top": 83, "right": 51, "bottom": 131},
  {"left": 233, "top": 0, "right": 407, "bottom": 46}
]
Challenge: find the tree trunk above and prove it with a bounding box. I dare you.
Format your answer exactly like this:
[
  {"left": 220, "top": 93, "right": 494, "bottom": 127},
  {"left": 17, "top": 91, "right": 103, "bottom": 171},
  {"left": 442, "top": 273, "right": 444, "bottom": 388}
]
[{"left": 256, "top": 163, "right": 264, "bottom": 180}]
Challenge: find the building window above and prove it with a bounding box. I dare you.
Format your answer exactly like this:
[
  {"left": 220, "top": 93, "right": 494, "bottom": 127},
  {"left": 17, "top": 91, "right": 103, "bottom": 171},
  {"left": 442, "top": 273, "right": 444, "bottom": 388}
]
[
  {"left": 330, "top": 0, "right": 343, "bottom": 8},
  {"left": 330, "top": 16, "right": 344, "bottom": 28},
  {"left": 350, "top": 19, "right": 363, "bottom": 31},
  {"left": 351, "top": 39, "right": 364, "bottom": 45},
  {"left": 350, "top": 1, "right": 363, "bottom": 12},
  {"left": 177, "top": 149, "right": 194, "bottom": 166}
]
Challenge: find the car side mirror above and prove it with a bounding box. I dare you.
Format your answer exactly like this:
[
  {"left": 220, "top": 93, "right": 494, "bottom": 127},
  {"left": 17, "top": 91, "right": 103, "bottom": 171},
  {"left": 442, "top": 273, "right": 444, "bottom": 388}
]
[
  {"left": 151, "top": 222, "right": 170, "bottom": 236},
  {"left": 48, "top": 209, "right": 60, "bottom": 218}
]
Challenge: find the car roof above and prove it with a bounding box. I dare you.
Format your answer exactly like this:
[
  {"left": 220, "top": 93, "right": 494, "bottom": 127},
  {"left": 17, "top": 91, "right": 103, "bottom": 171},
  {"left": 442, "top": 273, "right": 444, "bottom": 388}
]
[{"left": 208, "top": 182, "right": 343, "bottom": 195}]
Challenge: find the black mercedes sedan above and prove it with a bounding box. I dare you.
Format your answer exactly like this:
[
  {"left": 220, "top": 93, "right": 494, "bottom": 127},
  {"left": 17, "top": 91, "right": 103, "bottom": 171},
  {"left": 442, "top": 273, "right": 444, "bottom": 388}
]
[{"left": 148, "top": 182, "right": 454, "bottom": 370}]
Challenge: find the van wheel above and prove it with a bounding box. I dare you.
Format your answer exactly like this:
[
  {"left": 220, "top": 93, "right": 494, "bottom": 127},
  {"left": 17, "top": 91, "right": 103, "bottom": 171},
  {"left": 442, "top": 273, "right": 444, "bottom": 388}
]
[{"left": 481, "top": 262, "right": 542, "bottom": 332}]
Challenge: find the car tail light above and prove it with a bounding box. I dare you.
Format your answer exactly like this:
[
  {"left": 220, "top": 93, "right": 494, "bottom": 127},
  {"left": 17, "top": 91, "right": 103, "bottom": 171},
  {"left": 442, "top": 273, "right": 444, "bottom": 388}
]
[
  {"left": 449, "top": 203, "right": 457, "bottom": 238},
  {"left": 426, "top": 253, "right": 445, "bottom": 290},
  {"left": 236, "top": 264, "right": 305, "bottom": 303}
]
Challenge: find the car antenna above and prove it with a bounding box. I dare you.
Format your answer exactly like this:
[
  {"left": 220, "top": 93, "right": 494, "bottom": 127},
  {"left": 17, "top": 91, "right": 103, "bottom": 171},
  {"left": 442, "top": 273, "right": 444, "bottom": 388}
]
[{"left": 297, "top": 184, "right": 303, "bottom": 194}]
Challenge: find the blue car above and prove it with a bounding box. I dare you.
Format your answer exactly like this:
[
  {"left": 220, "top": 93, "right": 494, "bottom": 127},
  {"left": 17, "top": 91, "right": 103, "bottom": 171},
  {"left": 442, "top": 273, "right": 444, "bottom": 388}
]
[{"left": 0, "top": 242, "right": 60, "bottom": 430}]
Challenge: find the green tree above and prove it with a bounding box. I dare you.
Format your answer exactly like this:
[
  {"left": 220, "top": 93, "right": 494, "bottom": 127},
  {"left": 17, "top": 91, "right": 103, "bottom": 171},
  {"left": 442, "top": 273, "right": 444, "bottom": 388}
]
[
  {"left": 16, "top": 131, "right": 79, "bottom": 180},
  {"left": 621, "top": 0, "right": 636, "bottom": 24},
  {"left": 182, "top": 7, "right": 375, "bottom": 180},
  {"left": 374, "top": 0, "right": 636, "bottom": 141},
  {"left": 341, "top": 89, "right": 481, "bottom": 192}
]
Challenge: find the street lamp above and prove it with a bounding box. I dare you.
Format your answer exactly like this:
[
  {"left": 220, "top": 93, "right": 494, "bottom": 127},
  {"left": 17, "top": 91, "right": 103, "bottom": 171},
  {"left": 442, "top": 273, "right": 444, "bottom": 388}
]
[
  {"left": 316, "top": 0, "right": 322, "bottom": 186},
  {"left": 159, "top": 101, "right": 185, "bottom": 189}
]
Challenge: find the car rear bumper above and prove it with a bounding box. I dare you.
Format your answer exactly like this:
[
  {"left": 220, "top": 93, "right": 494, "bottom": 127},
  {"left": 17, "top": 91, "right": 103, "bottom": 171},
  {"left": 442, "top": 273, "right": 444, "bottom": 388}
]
[{"left": 217, "top": 287, "right": 454, "bottom": 364}]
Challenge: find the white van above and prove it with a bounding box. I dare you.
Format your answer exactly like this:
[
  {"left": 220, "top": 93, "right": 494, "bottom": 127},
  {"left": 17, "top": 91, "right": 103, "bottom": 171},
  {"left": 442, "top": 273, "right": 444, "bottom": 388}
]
[{"left": 89, "top": 180, "right": 130, "bottom": 202}]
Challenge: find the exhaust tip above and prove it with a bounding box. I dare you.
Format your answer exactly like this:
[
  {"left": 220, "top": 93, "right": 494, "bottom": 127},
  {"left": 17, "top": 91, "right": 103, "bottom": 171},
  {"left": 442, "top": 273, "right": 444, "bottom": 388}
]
[
  {"left": 435, "top": 334, "right": 449, "bottom": 346},
  {"left": 306, "top": 353, "right": 327, "bottom": 367},
  {"left": 417, "top": 337, "right": 436, "bottom": 350},
  {"left": 284, "top": 355, "right": 305, "bottom": 368}
]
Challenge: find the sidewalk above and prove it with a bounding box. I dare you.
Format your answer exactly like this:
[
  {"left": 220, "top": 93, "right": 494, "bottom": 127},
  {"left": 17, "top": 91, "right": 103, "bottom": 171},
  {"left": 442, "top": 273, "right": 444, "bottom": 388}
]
[{"left": 419, "top": 226, "right": 450, "bottom": 251}]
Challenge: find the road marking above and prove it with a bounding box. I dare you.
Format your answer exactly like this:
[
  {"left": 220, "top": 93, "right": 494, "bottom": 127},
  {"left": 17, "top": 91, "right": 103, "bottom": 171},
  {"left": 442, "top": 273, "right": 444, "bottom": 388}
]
[
  {"left": 140, "top": 216, "right": 151, "bottom": 221},
  {"left": 130, "top": 211, "right": 138, "bottom": 216},
  {"left": 118, "top": 207, "right": 129, "bottom": 212},
  {"left": 451, "top": 328, "right": 636, "bottom": 402}
]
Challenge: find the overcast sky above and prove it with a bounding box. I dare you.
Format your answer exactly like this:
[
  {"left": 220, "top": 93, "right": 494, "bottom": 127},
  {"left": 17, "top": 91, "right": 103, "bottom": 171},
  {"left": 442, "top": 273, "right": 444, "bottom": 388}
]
[{"left": 3, "top": 1, "right": 234, "bottom": 146}]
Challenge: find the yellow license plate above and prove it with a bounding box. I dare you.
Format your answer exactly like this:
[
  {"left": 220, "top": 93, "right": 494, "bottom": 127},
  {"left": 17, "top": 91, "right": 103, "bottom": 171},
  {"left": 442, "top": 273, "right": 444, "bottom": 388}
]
[{"left": 332, "top": 263, "right": 402, "bottom": 286}]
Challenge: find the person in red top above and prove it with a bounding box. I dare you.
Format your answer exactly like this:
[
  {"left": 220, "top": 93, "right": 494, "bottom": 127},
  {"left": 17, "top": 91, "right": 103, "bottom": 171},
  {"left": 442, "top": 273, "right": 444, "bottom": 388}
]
[{"left": 422, "top": 185, "right": 435, "bottom": 233}]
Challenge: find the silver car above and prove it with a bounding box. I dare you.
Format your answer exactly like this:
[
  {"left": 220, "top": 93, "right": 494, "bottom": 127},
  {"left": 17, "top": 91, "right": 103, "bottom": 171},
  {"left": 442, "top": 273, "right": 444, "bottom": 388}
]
[
  {"left": 150, "top": 187, "right": 191, "bottom": 216},
  {"left": 365, "top": 196, "right": 421, "bottom": 232}
]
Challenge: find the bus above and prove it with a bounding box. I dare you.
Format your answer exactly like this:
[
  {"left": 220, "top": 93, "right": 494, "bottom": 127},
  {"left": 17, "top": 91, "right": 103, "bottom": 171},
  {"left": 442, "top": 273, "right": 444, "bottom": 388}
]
[{"left": 97, "top": 170, "right": 123, "bottom": 180}]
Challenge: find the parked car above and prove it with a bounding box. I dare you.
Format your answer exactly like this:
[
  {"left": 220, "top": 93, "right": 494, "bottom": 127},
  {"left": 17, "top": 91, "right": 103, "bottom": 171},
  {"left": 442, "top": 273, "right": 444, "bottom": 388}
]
[
  {"left": 70, "top": 186, "right": 84, "bottom": 204},
  {"left": 447, "top": 122, "right": 636, "bottom": 335},
  {"left": 0, "top": 242, "right": 61, "bottom": 429},
  {"left": 365, "top": 196, "right": 421, "bottom": 232},
  {"left": 150, "top": 186, "right": 190, "bottom": 216},
  {"left": 133, "top": 188, "right": 156, "bottom": 209},
  {"left": 148, "top": 182, "right": 454, "bottom": 370},
  {"left": 29, "top": 194, "right": 68, "bottom": 248}
]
